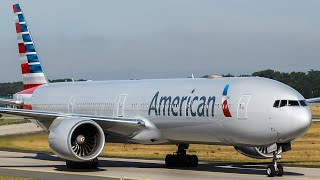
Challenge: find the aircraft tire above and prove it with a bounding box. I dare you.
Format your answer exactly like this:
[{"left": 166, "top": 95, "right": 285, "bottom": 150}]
[
  {"left": 276, "top": 164, "right": 283, "bottom": 176},
  {"left": 165, "top": 154, "right": 174, "bottom": 167},
  {"left": 66, "top": 158, "right": 99, "bottom": 169},
  {"left": 190, "top": 155, "right": 198, "bottom": 167},
  {"left": 267, "top": 165, "right": 276, "bottom": 177},
  {"left": 165, "top": 154, "right": 198, "bottom": 167}
]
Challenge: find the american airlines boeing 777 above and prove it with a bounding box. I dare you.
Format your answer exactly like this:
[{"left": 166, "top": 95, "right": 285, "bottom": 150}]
[{"left": 0, "top": 3, "right": 319, "bottom": 177}]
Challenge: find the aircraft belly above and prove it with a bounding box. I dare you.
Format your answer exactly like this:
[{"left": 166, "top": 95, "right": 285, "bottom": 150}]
[
  {"left": 221, "top": 120, "right": 278, "bottom": 146},
  {"left": 151, "top": 117, "right": 226, "bottom": 144}
]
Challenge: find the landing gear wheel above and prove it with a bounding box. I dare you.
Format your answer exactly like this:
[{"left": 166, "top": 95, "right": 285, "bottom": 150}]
[
  {"left": 66, "top": 158, "right": 99, "bottom": 169},
  {"left": 90, "top": 158, "right": 99, "bottom": 169},
  {"left": 165, "top": 154, "right": 174, "bottom": 167},
  {"left": 276, "top": 164, "right": 284, "bottom": 177},
  {"left": 165, "top": 144, "right": 198, "bottom": 168},
  {"left": 190, "top": 155, "right": 198, "bottom": 167},
  {"left": 266, "top": 145, "right": 284, "bottom": 177},
  {"left": 165, "top": 154, "right": 198, "bottom": 167},
  {"left": 66, "top": 160, "right": 75, "bottom": 169},
  {"left": 267, "top": 165, "right": 276, "bottom": 177}
]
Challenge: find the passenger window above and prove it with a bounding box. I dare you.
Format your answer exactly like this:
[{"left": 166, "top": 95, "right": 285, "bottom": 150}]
[
  {"left": 279, "top": 100, "right": 287, "bottom": 107},
  {"left": 299, "top": 100, "right": 308, "bottom": 107},
  {"left": 273, "top": 100, "right": 280, "bottom": 108}
]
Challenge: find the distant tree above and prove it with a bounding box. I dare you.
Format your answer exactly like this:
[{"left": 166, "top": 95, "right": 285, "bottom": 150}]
[
  {"left": 252, "top": 69, "right": 320, "bottom": 98},
  {"left": 239, "top": 74, "right": 251, "bottom": 77},
  {"left": 49, "top": 79, "right": 88, "bottom": 83},
  {"left": 222, "top": 73, "right": 235, "bottom": 77},
  {"left": 49, "top": 79, "right": 73, "bottom": 83},
  {"left": 0, "top": 82, "right": 23, "bottom": 97}
]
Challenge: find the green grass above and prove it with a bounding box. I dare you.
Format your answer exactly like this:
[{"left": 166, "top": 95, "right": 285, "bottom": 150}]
[
  {"left": 311, "top": 105, "right": 320, "bottom": 119},
  {"left": 0, "top": 119, "right": 28, "bottom": 126},
  {"left": 0, "top": 176, "right": 40, "bottom": 180}
]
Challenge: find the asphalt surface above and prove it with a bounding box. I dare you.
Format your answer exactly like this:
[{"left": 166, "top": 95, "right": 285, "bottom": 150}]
[{"left": 0, "top": 151, "right": 320, "bottom": 180}]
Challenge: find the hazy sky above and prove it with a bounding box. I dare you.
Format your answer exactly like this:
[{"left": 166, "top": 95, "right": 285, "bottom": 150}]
[{"left": 0, "top": 0, "right": 319, "bottom": 82}]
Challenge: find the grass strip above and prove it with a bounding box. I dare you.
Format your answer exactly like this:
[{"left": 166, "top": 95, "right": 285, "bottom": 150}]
[
  {"left": 0, "top": 176, "right": 40, "bottom": 180},
  {"left": 0, "top": 119, "right": 28, "bottom": 126}
]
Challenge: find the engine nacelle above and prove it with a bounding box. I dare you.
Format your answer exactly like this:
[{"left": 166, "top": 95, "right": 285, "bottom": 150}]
[
  {"left": 48, "top": 117, "right": 105, "bottom": 162},
  {"left": 234, "top": 146, "right": 282, "bottom": 159}
]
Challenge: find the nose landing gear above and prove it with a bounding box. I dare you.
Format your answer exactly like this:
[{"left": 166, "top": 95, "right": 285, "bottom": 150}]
[
  {"left": 265, "top": 143, "right": 291, "bottom": 177},
  {"left": 266, "top": 151, "right": 283, "bottom": 177},
  {"left": 165, "top": 144, "right": 198, "bottom": 167}
]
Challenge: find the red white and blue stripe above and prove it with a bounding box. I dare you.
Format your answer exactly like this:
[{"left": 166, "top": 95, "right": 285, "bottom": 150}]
[
  {"left": 222, "top": 84, "right": 232, "bottom": 117},
  {"left": 13, "top": 3, "right": 47, "bottom": 90}
]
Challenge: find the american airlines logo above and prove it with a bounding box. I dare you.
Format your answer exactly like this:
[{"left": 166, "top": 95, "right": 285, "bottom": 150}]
[
  {"left": 222, "top": 84, "right": 232, "bottom": 117},
  {"left": 148, "top": 84, "right": 232, "bottom": 118},
  {"left": 148, "top": 89, "right": 216, "bottom": 117}
]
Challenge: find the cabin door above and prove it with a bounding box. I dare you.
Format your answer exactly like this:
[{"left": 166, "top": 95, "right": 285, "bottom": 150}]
[
  {"left": 68, "top": 96, "right": 76, "bottom": 113},
  {"left": 117, "top": 94, "right": 127, "bottom": 117},
  {"left": 237, "top": 95, "right": 251, "bottom": 120}
]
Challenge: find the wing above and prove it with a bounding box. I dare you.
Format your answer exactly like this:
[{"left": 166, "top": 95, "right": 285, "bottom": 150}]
[
  {"left": 0, "top": 108, "right": 166, "bottom": 144},
  {"left": 0, "top": 107, "right": 147, "bottom": 137}
]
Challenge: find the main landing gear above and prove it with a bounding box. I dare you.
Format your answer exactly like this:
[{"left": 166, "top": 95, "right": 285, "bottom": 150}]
[
  {"left": 66, "top": 158, "right": 99, "bottom": 169},
  {"left": 165, "top": 144, "right": 198, "bottom": 167},
  {"left": 266, "top": 145, "right": 284, "bottom": 177}
]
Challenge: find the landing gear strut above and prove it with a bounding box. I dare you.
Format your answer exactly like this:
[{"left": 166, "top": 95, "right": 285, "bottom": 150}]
[
  {"left": 165, "top": 144, "right": 198, "bottom": 167},
  {"left": 66, "top": 158, "right": 99, "bottom": 169},
  {"left": 266, "top": 149, "right": 283, "bottom": 177}
]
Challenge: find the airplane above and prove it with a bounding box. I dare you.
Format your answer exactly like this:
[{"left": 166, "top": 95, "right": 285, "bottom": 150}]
[{"left": 0, "top": 2, "right": 319, "bottom": 177}]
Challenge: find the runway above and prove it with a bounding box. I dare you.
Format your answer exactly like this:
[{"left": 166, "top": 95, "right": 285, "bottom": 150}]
[{"left": 0, "top": 151, "right": 320, "bottom": 180}]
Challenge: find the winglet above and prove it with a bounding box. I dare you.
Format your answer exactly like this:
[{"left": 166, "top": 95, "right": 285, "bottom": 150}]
[{"left": 13, "top": 3, "right": 48, "bottom": 90}]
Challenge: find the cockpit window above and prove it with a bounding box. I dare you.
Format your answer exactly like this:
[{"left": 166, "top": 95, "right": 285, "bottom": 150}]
[
  {"left": 273, "top": 99, "right": 308, "bottom": 108},
  {"left": 288, "top": 100, "right": 299, "bottom": 106},
  {"left": 299, "top": 100, "right": 308, "bottom": 106},
  {"left": 273, "top": 100, "right": 280, "bottom": 108},
  {"left": 279, "top": 100, "right": 288, "bottom": 107}
]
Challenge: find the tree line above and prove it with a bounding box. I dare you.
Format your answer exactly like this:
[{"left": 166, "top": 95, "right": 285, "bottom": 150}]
[
  {"left": 252, "top": 70, "right": 320, "bottom": 99},
  {"left": 0, "top": 70, "right": 319, "bottom": 98},
  {"left": 222, "top": 69, "right": 320, "bottom": 99},
  {"left": 204, "top": 69, "right": 320, "bottom": 99}
]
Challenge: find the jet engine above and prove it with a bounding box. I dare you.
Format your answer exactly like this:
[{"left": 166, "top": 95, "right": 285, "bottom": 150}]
[
  {"left": 234, "top": 146, "right": 282, "bottom": 159},
  {"left": 48, "top": 117, "right": 105, "bottom": 162}
]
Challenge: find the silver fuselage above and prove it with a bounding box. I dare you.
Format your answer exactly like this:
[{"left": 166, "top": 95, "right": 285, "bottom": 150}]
[{"left": 19, "top": 77, "right": 311, "bottom": 147}]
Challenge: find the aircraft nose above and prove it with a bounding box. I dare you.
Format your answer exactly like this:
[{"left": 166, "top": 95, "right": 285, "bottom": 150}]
[{"left": 294, "top": 108, "right": 312, "bottom": 136}]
